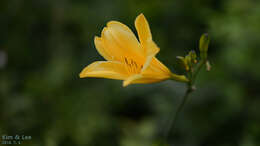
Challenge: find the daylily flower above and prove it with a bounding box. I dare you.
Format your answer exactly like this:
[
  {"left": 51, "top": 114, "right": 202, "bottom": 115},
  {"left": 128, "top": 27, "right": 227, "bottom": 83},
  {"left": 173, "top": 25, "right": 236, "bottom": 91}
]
[{"left": 80, "top": 13, "right": 188, "bottom": 87}]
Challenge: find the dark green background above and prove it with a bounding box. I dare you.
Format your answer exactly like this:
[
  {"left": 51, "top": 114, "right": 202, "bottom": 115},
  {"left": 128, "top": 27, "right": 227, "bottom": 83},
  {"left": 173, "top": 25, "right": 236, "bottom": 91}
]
[{"left": 0, "top": 0, "right": 259, "bottom": 146}]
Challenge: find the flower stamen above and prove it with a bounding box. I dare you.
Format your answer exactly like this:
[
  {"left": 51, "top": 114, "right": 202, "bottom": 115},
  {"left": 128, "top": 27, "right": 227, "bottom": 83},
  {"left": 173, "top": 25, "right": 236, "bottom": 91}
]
[{"left": 123, "top": 57, "right": 143, "bottom": 74}]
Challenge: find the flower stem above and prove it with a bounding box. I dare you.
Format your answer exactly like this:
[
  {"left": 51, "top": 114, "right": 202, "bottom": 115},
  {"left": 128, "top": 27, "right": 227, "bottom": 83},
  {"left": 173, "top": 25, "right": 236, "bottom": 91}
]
[
  {"left": 191, "top": 59, "right": 206, "bottom": 85},
  {"left": 161, "top": 57, "right": 207, "bottom": 145},
  {"left": 172, "top": 86, "right": 192, "bottom": 133},
  {"left": 163, "top": 84, "right": 193, "bottom": 141}
]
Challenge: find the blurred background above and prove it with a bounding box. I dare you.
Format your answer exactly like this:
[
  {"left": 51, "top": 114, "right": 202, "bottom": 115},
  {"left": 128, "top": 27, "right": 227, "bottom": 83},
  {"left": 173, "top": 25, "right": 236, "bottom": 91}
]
[{"left": 0, "top": 0, "right": 260, "bottom": 146}]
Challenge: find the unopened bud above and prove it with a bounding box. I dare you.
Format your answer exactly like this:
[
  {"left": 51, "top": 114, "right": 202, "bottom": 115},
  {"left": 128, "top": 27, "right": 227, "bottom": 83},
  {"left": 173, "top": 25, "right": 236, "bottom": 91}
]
[
  {"left": 206, "top": 61, "right": 211, "bottom": 71},
  {"left": 189, "top": 50, "right": 197, "bottom": 64},
  {"left": 199, "top": 33, "right": 210, "bottom": 60},
  {"left": 177, "top": 56, "right": 189, "bottom": 71}
]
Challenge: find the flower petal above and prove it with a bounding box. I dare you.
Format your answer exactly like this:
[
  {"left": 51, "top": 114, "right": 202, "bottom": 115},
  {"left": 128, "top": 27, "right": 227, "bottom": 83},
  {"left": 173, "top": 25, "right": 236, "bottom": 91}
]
[
  {"left": 79, "top": 61, "right": 128, "bottom": 80},
  {"left": 135, "top": 13, "right": 160, "bottom": 56},
  {"left": 101, "top": 21, "right": 145, "bottom": 63},
  {"left": 135, "top": 14, "right": 160, "bottom": 73},
  {"left": 135, "top": 14, "right": 152, "bottom": 46},
  {"left": 101, "top": 27, "right": 123, "bottom": 61},
  {"left": 140, "top": 41, "right": 160, "bottom": 72},
  {"left": 94, "top": 36, "right": 113, "bottom": 60},
  {"left": 141, "top": 58, "right": 189, "bottom": 83},
  {"left": 133, "top": 77, "right": 167, "bottom": 84},
  {"left": 123, "top": 74, "right": 143, "bottom": 87},
  {"left": 149, "top": 57, "right": 172, "bottom": 75},
  {"left": 123, "top": 74, "right": 168, "bottom": 87}
]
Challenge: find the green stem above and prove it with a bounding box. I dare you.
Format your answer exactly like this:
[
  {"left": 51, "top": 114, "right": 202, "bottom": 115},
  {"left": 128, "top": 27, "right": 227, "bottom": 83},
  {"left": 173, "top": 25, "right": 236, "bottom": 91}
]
[
  {"left": 191, "top": 59, "right": 206, "bottom": 85},
  {"left": 161, "top": 58, "right": 207, "bottom": 145},
  {"left": 163, "top": 84, "right": 193, "bottom": 141},
  {"left": 171, "top": 86, "right": 192, "bottom": 132}
]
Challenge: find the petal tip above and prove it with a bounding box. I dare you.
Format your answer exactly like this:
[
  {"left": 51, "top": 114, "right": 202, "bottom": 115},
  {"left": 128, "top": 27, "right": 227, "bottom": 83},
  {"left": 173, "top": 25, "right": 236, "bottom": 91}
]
[
  {"left": 79, "top": 72, "right": 86, "bottom": 78},
  {"left": 137, "top": 13, "right": 145, "bottom": 19},
  {"left": 135, "top": 13, "right": 147, "bottom": 24},
  {"left": 79, "top": 66, "right": 91, "bottom": 78},
  {"left": 101, "top": 27, "right": 108, "bottom": 37},
  {"left": 107, "top": 21, "right": 119, "bottom": 27},
  {"left": 122, "top": 81, "right": 128, "bottom": 87},
  {"left": 123, "top": 79, "right": 133, "bottom": 87}
]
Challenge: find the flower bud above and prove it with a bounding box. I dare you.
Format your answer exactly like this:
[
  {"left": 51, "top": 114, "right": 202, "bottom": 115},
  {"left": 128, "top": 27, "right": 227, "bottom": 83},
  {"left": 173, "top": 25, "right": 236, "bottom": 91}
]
[
  {"left": 177, "top": 56, "right": 189, "bottom": 71},
  {"left": 189, "top": 50, "right": 197, "bottom": 64},
  {"left": 199, "top": 33, "right": 210, "bottom": 60}
]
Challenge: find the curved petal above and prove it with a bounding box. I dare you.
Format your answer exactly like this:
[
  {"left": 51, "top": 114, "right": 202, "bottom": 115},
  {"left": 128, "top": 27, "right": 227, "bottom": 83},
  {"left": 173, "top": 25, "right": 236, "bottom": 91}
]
[
  {"left": 79, "top": 61, "right": 129, "bottom": 80},
  {"left": 133, "top": 77, "right": 167, "bottom": 84},
  {"left": 135, "top": 13, "right": 159, "bottom": 56},
  {"left": 123, "top": 74, "right": 169, "bottom": 87},
  {"left": 149, "top": 57, "right": 172, "bottom": 74},
  {"left": 107, "top": 21, "right": 143, "bottom": 55},
  {"left": 123, "top": 74, "right": 142, "bottom": 87},
  {"left": 135, "top": 14, "right": 160, "bottom": 73},
  {"left": 141, "top": 68, "right": 171, "bottom": 80},
  {"left": 101, "top": 27, "right": 123, "bottom": 61},
  {"left": 94, "top": 36, "right": 113, "bottom": 60},
  {"left": 101, "top": 21, "right": 145, "bottom": 63},
  {"left": 140, "top": 57, "right": 172, "bottom": 81},
  {"left": 135, "top": 13, "right": 152, "bottom": 46},
  {"left": 140, "top": 41, "right": 160, "bottom": 72},
  {"left": 141, "top": 57, "right": 189, "bottom": 83}
]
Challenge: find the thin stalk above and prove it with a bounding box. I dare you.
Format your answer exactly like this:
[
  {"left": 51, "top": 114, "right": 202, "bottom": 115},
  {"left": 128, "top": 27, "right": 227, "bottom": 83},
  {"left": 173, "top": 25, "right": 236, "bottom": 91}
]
[
  {"left": 191, "top": 59, "right": 206, "bottom": 85},
  {"left": 161, "top": 58, "right": 207, "bottom": 145},
  {"left": 163, "top": 84, "right": 193, "bottom": 141}
]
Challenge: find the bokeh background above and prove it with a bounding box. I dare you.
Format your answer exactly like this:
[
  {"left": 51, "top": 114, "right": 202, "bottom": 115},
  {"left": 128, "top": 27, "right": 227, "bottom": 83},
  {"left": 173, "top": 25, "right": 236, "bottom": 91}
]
[{"left": 0, "top": 0, "right": 260, "bottom": 146}]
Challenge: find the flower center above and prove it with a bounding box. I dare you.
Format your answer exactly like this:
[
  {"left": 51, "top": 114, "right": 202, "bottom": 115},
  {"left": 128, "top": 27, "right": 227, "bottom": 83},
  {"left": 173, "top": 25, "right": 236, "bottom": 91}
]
[{"left": 124, "top": 57, "right": 143, "bottom": 74}]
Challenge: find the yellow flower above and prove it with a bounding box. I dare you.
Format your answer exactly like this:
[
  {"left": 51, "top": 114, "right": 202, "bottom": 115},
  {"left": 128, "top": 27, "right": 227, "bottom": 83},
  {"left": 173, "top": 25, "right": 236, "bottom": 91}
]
[{"left": 79, "top": 14, "right": 188, "bottom": 87}]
